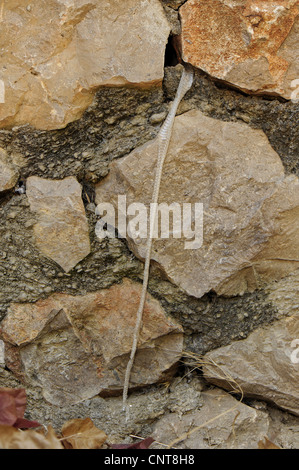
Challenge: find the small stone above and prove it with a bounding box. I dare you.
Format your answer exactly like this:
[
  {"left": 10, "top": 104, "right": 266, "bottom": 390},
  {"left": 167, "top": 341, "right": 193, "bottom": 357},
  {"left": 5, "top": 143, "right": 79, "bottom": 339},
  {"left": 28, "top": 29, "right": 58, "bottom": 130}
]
[
  {"left": 0, "top": 148, "right": 19, "bottom": 193},
  {"left": 24, "top": 219, "right": 35, "bottom": 228},
  {"left": 26, "top": 176, "right": 91, "bottom": 273},
  {"left": 86, "top": 203, "right": 96, "bottom": 213},
  {"left": 149, "top": 111, "right": 167, "bottom": 124},
  {"left": 7, "top": 212, "right": 17, "bottom": 219},
  {"left": 18, "top": 293, "right": 27, "bottom": 302}
]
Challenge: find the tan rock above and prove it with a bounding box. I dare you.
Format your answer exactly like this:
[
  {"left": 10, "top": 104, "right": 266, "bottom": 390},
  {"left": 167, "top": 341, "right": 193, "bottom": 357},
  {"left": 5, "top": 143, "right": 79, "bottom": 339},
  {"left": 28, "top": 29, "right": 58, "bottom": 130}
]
[
  {"left": 0, "top": 340, "right": 4, "bottom": 367},
  {"left": 0, "top": 296, "right": 64, "bottom": 346},
  {"left": 0, "top": 148, "right": 19, "bottom": 192},
  {"left": 26, "top": 176, "right": 91, "bottom": 272},
  {"left": 179, "top": 0, "right": 299, "bottom": 99},
  {"left": 0, "top": 0, "right": 170, "bottom": 130},
  {"left": 266, "top": 268, "right": 299, "bottom": 318},
  {"left": 202, "top": 315, "right": 299, "bottom": 416},
  {"left": 152, "top": 388, "right": 269, "bottom": 449},
  {"left": 95, "top": 109, "right": 299, "bottom": 298},
  {"left": 0, "top": 279, "right": 183, "bottom": 405},
  {"left": 17, "top": 309, "right": 105, "bottom": 406}
]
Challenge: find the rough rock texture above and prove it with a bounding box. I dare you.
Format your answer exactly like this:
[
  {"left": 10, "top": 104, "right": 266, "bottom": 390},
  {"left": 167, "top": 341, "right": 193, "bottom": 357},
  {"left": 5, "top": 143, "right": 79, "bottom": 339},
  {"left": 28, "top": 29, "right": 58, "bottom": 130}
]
[
  {"left": 95, "top": 108, "right": 299, "bottom": 298},
  {"left": 152, "top": 388, "right": 269, "bottom": 449},
  {"left": 0, "top": 0, "right": 170, "bottom": 130},
  {"left": 0, "top": 148, "right": 19, "bottom": 193},
  {"left": 0, "top": 279, "right": 183, "bottom": 405},
  {"left": 26, "top": 176, "right": 91, "bottom": 272},
  {"left": 266, "top": 268, "right": 299, "bottom": 318},
  {"left": 0, "top": 0, "right": 298, "bottom": 447},
  {"left": 202, "top": 314, "right": 299, "bottom": 416},
  {"left": 0, "top": 340, "right": 4, "bottom": 367},
  {"left": 2, "top": 366, "right": 298, "bottom": 448},
  {"left": 0, "top": 65, "right": 298, "bottom": 182},
  {"left": 179, "top": 0, "right": 299, "bottom": 99}
]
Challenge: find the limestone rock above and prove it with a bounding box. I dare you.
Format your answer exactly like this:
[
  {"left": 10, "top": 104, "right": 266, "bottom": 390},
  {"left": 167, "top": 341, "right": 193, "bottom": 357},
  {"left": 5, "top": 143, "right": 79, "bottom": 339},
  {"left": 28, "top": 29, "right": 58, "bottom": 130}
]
[
  {"left": 0, "top": 148, "right": 19, "bottom": 193},
  {"left": 202, "top": 314, "right": 299, "bottom": 416},
  {"left": 26, "top": 176, "right": 91, "bottom": 272},
  {"left": 0, "top": 340, "right": 4, "bottom": 367},
  {"left": 17, "top": 309, "right": 105, "bottom": 406},
  {"left": 0, "top": 0, "right": 170, "bottom": 130},
  {"left": 95, "top": 109, "right": 299, "bottom": 298},
  {"left": 266, "top": 268, "right": 299, "bottom": 318},
  {"left": 0, "top": 279, "right": 183, "bottom": 405},
  {"left": 152, "top": 388, "right": 269, "bottom": 449},
  {"left": 179, "top": 0, "right": 299, "bottom": 100}
]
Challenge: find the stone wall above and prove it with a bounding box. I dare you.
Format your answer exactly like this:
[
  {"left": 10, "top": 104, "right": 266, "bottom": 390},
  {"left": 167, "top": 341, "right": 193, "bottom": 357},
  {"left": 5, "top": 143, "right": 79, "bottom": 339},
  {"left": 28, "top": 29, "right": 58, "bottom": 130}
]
[{"left": 0, "top": 0, "right": 298, "bottom": 448}]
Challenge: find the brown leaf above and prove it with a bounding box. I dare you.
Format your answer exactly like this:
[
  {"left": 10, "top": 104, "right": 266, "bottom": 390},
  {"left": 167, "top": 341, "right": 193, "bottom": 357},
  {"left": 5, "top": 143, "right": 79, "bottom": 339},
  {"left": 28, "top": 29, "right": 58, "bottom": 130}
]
[
  {"left": 61, "top": 418, "right": 107, "bottom": 449},
  {"left": 0, "top": 425, "right": 63, "bottom": 449},
  {"left": 14, "top": 417, "right": 41, "bottom": 429},
  {"left": 110, "top": 437, "right": 155, "bottom": 449},
  {"left": 0, "top": 388, "right": 26, "bottom": 426},
  {"left": 258, "top": 436, "right": 281, "bottom": 449},
  {"left": 0, "top": 388, "right": 40, "bottom": 428}
]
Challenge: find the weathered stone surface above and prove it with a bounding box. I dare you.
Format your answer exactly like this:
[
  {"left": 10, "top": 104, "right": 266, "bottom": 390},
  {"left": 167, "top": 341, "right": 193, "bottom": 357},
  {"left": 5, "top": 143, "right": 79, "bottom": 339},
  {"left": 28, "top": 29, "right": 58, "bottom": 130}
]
[
  {"left": 202, "top": 314, "right": 299, "bottom": 416},
  {"left": 0, "top": 279, "right": 183, "bottom": 405},
  {"left": 0, "top": 340, "right": 4, "bottom": 367},
  {"left": 266, "top": 268, "right": 299, "bottom": 318},
  {"left": 0, "top": 0, "right": 170, "bottom": 130},
  {"left": 26, "top": 176, "right": 91, "bottom": 272},
  {"left": 95, "top": 108, "right": 299, "bottom": 298},
  {"left": 17, "top": 309, "right": 104, "bottom": 406},
  {"left": 179, "top": 0, "right": 299, "bottom": 100},
  {"left": 0, "top": 148, "right": 19, "bottom": 193},
  {"left": 152, "top": 388, "right": 269, "bottom": 449}
]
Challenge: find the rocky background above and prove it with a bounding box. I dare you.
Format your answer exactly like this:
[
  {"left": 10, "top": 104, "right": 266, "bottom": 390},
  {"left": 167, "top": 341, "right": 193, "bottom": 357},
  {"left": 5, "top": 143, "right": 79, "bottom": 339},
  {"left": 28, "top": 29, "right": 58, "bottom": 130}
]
[{"left": 0, "top": 0, "right": 298, "bottom": 449}]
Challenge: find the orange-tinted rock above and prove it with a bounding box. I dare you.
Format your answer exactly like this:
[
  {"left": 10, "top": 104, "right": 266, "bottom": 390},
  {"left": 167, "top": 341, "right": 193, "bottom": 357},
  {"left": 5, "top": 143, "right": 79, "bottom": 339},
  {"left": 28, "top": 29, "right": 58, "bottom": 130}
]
[
  {"left": 0, "top": 279, "right": 183, "bottom": 405},
  {"left": 179, "top": 0, "right": 299, "bottom": 99}
]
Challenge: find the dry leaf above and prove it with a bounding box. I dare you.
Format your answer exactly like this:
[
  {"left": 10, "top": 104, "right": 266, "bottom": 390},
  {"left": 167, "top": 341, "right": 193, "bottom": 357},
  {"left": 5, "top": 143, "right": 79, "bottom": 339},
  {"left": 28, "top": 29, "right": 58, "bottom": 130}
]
[
  {"left": 61, "top": 417, "right": 107, "bottom": 449},
  {"left": 0, "top": 425, "right": 63, "bottom": 449},
  {"left": 110, "top": 437, "right": 155, "bottom": 449},
  {"left": 0, "top": 388, "right": 40, "bottom": 428},
  {"left": 258, "top": 436, "right": 281, "bottom": 449}
]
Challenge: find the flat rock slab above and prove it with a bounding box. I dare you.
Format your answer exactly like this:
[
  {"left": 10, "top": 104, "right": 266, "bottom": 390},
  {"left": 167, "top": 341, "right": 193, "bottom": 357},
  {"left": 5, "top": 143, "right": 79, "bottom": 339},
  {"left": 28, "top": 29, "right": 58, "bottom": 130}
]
[
  {"left": 202, "top": 314, "right": 299, "bottom": 416},
  {"left": 152, "top": 388, "right": 269, "bottom": 448},
  {"left": 0, "top": 0, "right": 170, "bottom": 130},
  {"left": 0, "top": 279, "right": 183, "bottom": 406},
  {"left": 26, "top": 176, "right": 91, "bottom": 273},
  {"left": 179, "top": 0, "right": 299, "bottom": 100},
  {"left": 95, "top": 109, "right": 299, "bottom": 298}
]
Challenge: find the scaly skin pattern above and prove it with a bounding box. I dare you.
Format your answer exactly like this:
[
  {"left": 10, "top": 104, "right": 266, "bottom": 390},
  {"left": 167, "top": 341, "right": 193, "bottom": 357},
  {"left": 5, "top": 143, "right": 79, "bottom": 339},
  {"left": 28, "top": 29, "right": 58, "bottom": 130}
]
[{"left": 122, "top": 66, "right": 194, "bottom": 418}]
